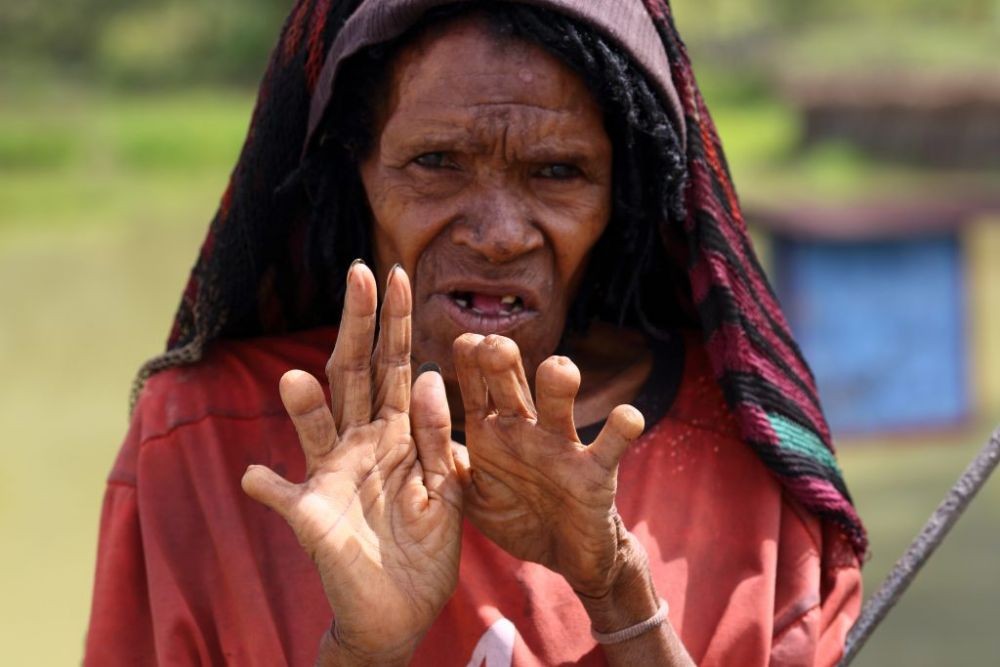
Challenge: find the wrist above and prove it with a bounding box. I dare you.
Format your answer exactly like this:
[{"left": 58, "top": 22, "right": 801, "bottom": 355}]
[
  {"left": 316, "top": 623, "right": 418, "bottom": 667},
  {"left": 575, "top": 532, "right": 660, "bottom": 635}
]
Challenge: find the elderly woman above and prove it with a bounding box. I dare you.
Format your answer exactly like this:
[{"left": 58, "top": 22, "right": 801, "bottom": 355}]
[{"left": 86, "top": 1, "right": 865, "bottom": 665}]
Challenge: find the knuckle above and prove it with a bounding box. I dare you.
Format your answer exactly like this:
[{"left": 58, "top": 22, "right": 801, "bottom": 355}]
[
  {"left": 332, "top": 357, "right": 372, "bottom": 374},
  {"left": 382, "top": 351, "right": 412, "bottom": 367},
  {"left": 415, "top": 410, "right": 451, "bottom": 432}
]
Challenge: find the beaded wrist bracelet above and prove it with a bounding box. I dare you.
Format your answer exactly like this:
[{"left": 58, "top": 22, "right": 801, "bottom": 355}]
[{"left": 590, "top": 598, "right": 670, "bottom": 645}]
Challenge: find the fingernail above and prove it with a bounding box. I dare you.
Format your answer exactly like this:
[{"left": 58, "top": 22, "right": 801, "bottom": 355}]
[
  {"left": 348, "top": 258, "right": 365, "bottom": 284},
  {"left": 385, "top": 263, "right": 402, "bottom": 289},
  {"left": 416, "top": 361, "right": 441, "bottom": 377}
]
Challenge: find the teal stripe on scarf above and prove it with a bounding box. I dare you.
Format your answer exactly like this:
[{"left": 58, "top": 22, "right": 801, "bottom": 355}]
[{"left": 769, "top": 412, "right": 840, "bottom": 472}]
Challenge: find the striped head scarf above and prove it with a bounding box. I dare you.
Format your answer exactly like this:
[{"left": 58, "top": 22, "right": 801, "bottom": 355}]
[{"left": 143, "top": 0, "right": 867, "bottom": 562}]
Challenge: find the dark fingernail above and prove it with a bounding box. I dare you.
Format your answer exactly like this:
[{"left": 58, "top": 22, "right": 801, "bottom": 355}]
[
  {"left": 351, "top": 258, "right": 366, "bottom": 267},
  {"left": 386, "top": 263, "right": 402, "bottom": 287},
  {"left": 416, "top": 361, "right": 441, "bottom": 377}
]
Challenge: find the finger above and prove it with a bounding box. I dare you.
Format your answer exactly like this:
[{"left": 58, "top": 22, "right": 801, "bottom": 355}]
[
  {"left": 476, "top": 335, "right": 535, "bottom": 419},
  {"left": 241, "top": 465, "right": 299, "bottom": 518},
  {"left": 589, "top": 404, "right": 645, "bottom": 471},
  {"left": 279, "top": 370, "right": 337, "bottom": 469},
  {"left": 535, "top": 355, "right": 581, "bottom": 441},
  {"left": 372, "top": 265, "right": 412, "bottom": 417},
  {"left": 453, "top": 333, "right": 488, "bottom": 421},
  {"left": 410, "top": 368, "right": 457, "bottom": 499},
  {"left": 327, "top": 261, "right": 377, "bottom": 429},
  {"left": 451, "top": 442, "right": 472, "bottom": 487}
]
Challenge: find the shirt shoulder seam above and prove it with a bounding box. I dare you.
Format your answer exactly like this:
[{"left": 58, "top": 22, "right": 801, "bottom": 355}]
[{"left": 137, "top": 408, "right": 289, "bottom": 449}]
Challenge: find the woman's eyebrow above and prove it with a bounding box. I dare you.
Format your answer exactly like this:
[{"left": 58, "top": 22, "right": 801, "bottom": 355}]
[
  {"left": 518, "top": 142, "right": 597, "bottom": 163},
  {"left": 383, "top": 117, "right": 485, "bottom": 150}
]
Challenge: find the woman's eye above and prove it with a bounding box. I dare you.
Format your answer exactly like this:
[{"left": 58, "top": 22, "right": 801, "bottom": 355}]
[
  {"left": 414, "top": 152, "right": 449, "bottom": 169},
  {"left": 537, "top": 164, "right": 582, "bottom": 180}
]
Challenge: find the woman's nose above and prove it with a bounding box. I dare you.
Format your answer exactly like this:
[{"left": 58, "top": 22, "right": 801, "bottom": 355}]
[{"left": 450, "top": 188, "right": 544, "bottom": 263}]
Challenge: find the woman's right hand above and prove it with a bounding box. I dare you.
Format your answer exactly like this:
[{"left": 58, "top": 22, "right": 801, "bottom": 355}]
[{"left": 241, "top": 263, "right": 463, "bottom": 666}]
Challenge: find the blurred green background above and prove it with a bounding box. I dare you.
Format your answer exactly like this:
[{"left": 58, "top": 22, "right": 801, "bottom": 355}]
[{"left": 1, "top": 0, "right": 998, "bottom": 664}]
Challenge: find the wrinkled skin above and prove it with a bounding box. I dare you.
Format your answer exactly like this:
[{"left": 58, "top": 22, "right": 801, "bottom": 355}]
[
  {"left": 358, "top": 16, "right": 614, "bottom": 418},
  {"left": 243, "top": 15, "right": 693, "bottom": 667},
  {"left": 242, "top": 264, "right": 463, "bottom": 663},
  {"left": 452, "top": 332, "right": 643, "bottom": 598}
]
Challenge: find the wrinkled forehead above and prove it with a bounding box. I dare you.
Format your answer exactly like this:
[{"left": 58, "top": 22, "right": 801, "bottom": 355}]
[
  {"left": 369, "top": 17, "right": 611, "bottom": 164},
  {"left": 386, "top": 15, "right": 530, "bottom": 97},
  {"left": 380, "top": 16, "right": 596, "bottom": 118},
  {"left": 304, "top": 0, "right": 684, "bottom": 156}
]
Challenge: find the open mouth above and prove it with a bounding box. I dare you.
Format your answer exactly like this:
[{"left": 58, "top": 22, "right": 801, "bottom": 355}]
[
  {"left": 436, "top": 287, "right": 536, "bottom": 335},
  {"left": 449, "top": 291, "right": 526, "bottom": 316}
]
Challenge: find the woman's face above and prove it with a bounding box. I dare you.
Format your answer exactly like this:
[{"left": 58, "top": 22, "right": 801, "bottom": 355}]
[{"left": 360, "top": 16, "right": 613, "bottom": 383}]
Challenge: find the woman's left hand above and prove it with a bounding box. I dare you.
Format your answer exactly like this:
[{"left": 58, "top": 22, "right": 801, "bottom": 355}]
[{"left": 452, "top": 333, "right": 646, "bottom": 598}]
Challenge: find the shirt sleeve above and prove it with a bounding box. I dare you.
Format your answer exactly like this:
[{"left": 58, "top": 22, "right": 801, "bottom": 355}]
[
  {"left": 84, "top": 479, "right": 157, "bottom": 666},
  {"left": 84, "top": 385, "right": 180, "bottom": 666},
  {"left": 84, "top": 388, "right": 222, "bottom": 666},
  {"left": 769, "top": 499, "right": 863, "bottom": 667}
]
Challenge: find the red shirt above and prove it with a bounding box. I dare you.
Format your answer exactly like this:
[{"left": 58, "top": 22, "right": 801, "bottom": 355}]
[{"left": 85, "top": 328, "right": 860, "bottom": 666}]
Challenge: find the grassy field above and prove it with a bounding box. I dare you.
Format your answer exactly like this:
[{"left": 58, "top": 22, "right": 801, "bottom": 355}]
[{"left": 1, "top": 85, "right": 997, "bottom": 664}]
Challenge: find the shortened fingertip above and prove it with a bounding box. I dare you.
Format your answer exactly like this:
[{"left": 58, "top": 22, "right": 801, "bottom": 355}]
[
  {"left": 536, "top": 354, "right": 582, "bottom": 390},
  {"left": 453, "top": 332, "right": 485, "bottom": 349},
  {"left": 477, "top": 334, "right": 521, "bottom": 369},
  {"left": 610, "top": 403, "right": 645, "bottom": 439},
  {"left": 482, "top": 333, "right": 515, "bottom": 349},
  {"left": 240, "top": 465, "right": 262, "bottom": 493},
  {"left": 280, "top": 368, "right": 309, "bottom": 385},
  {"left": 279, "top": 369, "right": 310, "bottom": 399},
  {"left": 278, "top": 370, "right": 326, "bottom": 415}
]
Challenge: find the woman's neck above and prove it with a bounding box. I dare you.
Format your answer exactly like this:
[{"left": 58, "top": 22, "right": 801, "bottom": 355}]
[{"left": 565, "top": 322, "right": 653, "bottom": 430}]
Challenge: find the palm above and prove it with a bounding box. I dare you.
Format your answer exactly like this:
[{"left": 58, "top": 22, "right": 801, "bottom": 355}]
[
  {"left": 473, "top": 422, "right": 625, "bottom": 587},
  {"left": 243, "top": 265, "right": 462, "bottom": 659},
  {"left": 289, "top": 416, "right": 459, "bottom": 639},
  {"left": 453, "top": 334, "right": 644, "bottom": 598}
]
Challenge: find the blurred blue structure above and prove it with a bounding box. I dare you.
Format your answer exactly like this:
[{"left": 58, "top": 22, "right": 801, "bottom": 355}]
[
  {"left": 773, "top": 234, "right": 967, "bottom": 434},
  {"left": 751, "top": 195, "right": 1000, "bottom": 437}
]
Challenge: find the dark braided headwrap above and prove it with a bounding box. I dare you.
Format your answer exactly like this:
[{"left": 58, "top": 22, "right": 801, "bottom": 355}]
[{"left": 138, "top": 0, "right": 867, "bottom": 561}]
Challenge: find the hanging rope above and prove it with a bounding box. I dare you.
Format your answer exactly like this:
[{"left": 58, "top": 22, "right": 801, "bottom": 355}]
[{"left": 839, "top": 425, "right": 1000, "bottom": 665}]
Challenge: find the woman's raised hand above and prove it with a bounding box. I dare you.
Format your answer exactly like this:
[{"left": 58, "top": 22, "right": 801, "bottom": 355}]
[
  {"left": 241, "top": 263, "right": 462, "bottom": 666},
  {"left": 452, "top": 334, "right": 646, "bottom": 599}
]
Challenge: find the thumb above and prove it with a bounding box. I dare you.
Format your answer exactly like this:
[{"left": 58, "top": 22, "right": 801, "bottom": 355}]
[
  {"left": 589, "top": 404, "right": 645, "bottom": 471},
  {"left": 242, "top": 465, "right": 299, "bottom": 518}
]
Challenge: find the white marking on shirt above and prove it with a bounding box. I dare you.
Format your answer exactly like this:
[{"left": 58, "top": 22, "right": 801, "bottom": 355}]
[{"left": 466, "top": 617, "right": 517, "bottom": 667}]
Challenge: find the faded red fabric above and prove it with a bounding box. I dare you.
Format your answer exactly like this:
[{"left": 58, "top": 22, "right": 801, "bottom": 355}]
[{"left": 86, "top": 328, "right": 860, "bottom": 666}]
